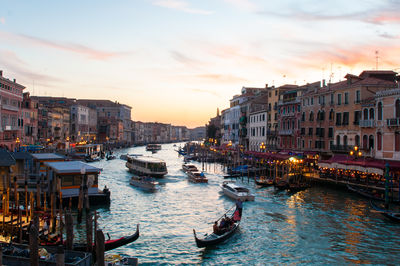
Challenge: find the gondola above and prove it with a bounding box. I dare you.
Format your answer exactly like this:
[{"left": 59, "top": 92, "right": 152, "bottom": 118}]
[
  {"left": 254, "top": 176, "right": 274, "bottom": 187},
  {"left": 193, "top": 207, "right": 240, "bottom": 248},
  {"left": 370, "top": 201, "right": 400, "bottom": 222},
  {"left": 74, "top": 224, "right": 140, "bottom": 251},
  {"left": 288, "top": 183, "right": 311, "bottom": 193},
  {"left": 347, "top": 185, "right": 387, "bottom": 202},
  {"left": 275, "top": 180, "right": 289, "bottom": 190}
]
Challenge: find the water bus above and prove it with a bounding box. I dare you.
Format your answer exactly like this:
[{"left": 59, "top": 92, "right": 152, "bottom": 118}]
[{"left": 126, "top": 155, "right": 168, "bottom": 178}]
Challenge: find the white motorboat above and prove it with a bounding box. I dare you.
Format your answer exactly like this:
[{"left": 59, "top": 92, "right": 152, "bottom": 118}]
[
  {"left": 187, "top": 171, "right": 208, "bottom": 183},
  {"left": 221, "top": 181, "right": 255, "bottom": 201},
  {"left": 182, "top": 163, "right": 198, "bottom": 173},
  {"left": 130, "top": 175, "right": 158, "bottom": 190}
]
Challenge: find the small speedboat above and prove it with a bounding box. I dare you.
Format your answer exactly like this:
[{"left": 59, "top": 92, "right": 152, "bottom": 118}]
[
  {"left": 130, "top": 175, "right": 158, "bottom": 190},
  {"left": 182, "top": 163, "right": 198, "bottom": 173},
  {"left": 221, "top": 181, "right": 255, "bottom": 201}
]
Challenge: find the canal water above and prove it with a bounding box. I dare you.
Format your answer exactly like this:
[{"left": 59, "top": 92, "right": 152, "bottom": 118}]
[{"left": 86, "top": 143, "right": 400, "bottom": 265}]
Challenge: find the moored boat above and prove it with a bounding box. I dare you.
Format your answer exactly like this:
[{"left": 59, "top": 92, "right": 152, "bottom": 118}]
[
  {"left": 187, "top": 171, "right": 208, "bottom": 183},
  {"left": 221, "top": 181, "right": 255, "bottom": 201},
  {"left": 146, "top": 144, "right": 161, "bottom": 152},
  {"left": 74, "top": 224, "right": 140, "bottom": 251},
  {"left": 130, "top": 175, "right": 158, "bottom": 190},
  {"left": 193, "top": 206, "right": 241, "bottom": 248},
  {"left": 370, "top": 200, "right": 400, "bottom": 222},
  {"left": 126, "top": 155, "right": 168, "bottom": 178},
  {"left": 254, "top": 176, "right": 274, "bottom": 187}
]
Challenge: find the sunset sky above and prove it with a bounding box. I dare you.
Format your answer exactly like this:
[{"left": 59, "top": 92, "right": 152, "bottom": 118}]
[{"left": 0, "top": 0, "right": 399, "bottom": 127}]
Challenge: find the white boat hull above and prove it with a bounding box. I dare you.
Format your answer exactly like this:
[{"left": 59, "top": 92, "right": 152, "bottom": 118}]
[
  {"left": 221, "top": 184, "right": 255, "bottom": 201},
  {"left": 130, "top": 178, "right": 158, "bottom": 190}
]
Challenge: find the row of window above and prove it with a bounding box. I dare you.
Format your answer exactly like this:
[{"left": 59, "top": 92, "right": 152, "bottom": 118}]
[
  {"left": 303, "top": 91, "right": 360, "bottom": 107},
  {"left": 0, "top": 82, "right": 22, "bottom": 95},
  {"left": 250, "top": 113, "right": 266, "bottom": 123}
]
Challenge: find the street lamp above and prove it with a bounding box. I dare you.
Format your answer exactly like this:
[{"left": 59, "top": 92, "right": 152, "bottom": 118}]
[
  {"left": 259, "top": 142, "right": 266, "bottom": 152},
  {"left": 16, "top": 137, "right": 20, "bottom": 151}
]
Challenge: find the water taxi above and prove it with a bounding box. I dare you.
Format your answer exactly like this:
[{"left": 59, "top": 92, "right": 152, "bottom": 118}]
[
  {"left": 126, "top": 155, "right": 168, "bottom": 178},
  {"left": 130, "top": 175, "right": 158, "bottom": 190},
  {"left": 221, "top": 181, "right": 255, "bottom": 201},
  {"left": 187, "top": 171, "right": 208, "bottom": 183},
  {"left": 182, "top": 164, "right": 198, "bottom": 173},
  {"left": 146, "top": 144, "right": 161, "bottom": 152}
]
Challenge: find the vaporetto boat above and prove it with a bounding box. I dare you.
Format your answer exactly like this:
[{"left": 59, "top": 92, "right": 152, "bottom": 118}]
[{"left": 126, "top": 155, "right": 168, "bottom": 178}]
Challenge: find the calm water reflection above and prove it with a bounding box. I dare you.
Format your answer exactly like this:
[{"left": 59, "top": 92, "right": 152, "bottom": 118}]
[{"left": 82, "top": 143, "right": 400, "bottom": 264}]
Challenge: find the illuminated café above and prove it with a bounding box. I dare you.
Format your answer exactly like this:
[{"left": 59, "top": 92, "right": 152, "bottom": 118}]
[{"left": 318, "top": 154, "right": 400, "bottom": 188}]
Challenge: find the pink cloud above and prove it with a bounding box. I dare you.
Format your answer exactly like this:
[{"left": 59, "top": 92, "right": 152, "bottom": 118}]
[
  {"left": 0, "top": 17, "right": 5, "bottom": 24},
  {"left": 0, "top": 30, "right": 126, "bottom": 60},
  {"left": 153, "top": 0, "right": 213, "bottom": 15}
]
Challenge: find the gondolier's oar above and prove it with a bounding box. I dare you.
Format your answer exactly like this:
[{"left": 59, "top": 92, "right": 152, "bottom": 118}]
[{"left": 213, "top": 205, "right": 236, "bottom": 223}]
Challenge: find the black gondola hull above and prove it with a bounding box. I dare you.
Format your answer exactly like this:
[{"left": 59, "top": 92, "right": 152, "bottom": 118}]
[{"left": 193, "top": 223, "right": 239, "bottom": 248}]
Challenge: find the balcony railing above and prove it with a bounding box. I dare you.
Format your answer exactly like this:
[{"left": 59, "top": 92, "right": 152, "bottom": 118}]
[
  {"left": 359, "top": 120, "right": 376, "bottom": 127},
  {"left": 387, "top": 118, "right": 400, "bottom": 127},
  {"left": 278, "top": 129, "right": 293, "bottom": 135},
  {"left": 1, "top": 104, "right": 19, "bottom": 112},
  {"left": 266, "top": 130, "right": 277, "bottom": 136},
  {"left": 330, "top": 144, "right": 353, "bottom": 152}
]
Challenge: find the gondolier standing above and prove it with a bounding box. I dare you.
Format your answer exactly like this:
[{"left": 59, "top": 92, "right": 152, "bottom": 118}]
[{"left": 236, "top": 199, "right": 243, "bottom": 217}]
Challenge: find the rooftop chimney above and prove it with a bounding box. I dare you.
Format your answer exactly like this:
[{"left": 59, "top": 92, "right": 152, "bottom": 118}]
[
  {"left": 0, "top": 70, "right": 2, "bottom": 77},
  {"left": 13, "top": 79, "right": 16, "bottom": 83}
]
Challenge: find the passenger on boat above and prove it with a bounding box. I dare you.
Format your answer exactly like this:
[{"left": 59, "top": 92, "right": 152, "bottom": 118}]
[
  {"left": 213, "top": 221, "right": 219, "bottom": 234},
  {"left": 236, "top": 199, "right": 243, "bottom": 217},
  {"left": 233, "top": 209, "right": 241, "bottom": 222}
]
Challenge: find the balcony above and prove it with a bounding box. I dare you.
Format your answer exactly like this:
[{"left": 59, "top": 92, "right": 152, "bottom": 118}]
[
  {"left": 1, "top": 104, "right": 19, "bottom": 112},
  {"left": 2, "top": 125, "right": 19, "bottom": 131},
  {"left": 278, "top": 129, "right": 293, "bottom": 135},
  {"left": 280, "top": 112, "right": 295, "bottom": 117},
  {"left": 387, "top": 118, "right": 400, "bottom": 127},
  {"left": 267, "top": 130, "right": 277, "bottom": 136},
  {"left": 359, "top": 120, "right": 376, "bottom": 127},
  {"left": 330, "top": 144, "right": 353, "bottom": 152}
]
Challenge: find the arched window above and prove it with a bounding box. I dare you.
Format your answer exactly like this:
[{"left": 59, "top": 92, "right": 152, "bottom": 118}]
[
  {"left": 369, "top": 135, "right": 374, "bottom": 150},
  {"left": 377, "top": 132, "right": 382, "bottom": 151},
  {"left": 378, "top": 102, "right": 383, "bottom": 121},
  {"left": 336, "top": 135, "right": 341, "bottom": 146},
  {"left": 355, "top": 135, "right": 360, "bottom": 147},
  {"left": 396, "top": 132, "right": 400, "bottom": 151},
  {"left": 363, "top": 135, "right": 368, "bottom": 150},
  {"left": 363, "top": 109, "right": 369, "bottom": 120},
  {"left": 369, "top": 108, "right": 374, "bottom": 120},
  {"left": 396, "top": 100, "right": 400, "bottom": 118},
  {"left": 309, "top": 111, "right": 314, "bottom": 121},
  {"left": 343, "top": 135, "right": 348, "bottom": 147},
  {"left": 329, "top": 109, "right": 334, "bottom": 121}
]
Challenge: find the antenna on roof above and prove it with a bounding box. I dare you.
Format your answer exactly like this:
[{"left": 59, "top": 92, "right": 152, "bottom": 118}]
[
  {"left": 329, "top": 63, "right": 334, "bottom": 83},
  {"left": 375, "top": 50, "right": 379, "bottom": 70}
]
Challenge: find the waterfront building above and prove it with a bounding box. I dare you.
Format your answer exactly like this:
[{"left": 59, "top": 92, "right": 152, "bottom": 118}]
[
  {"left": 265, "top": 85, "right": 281, "bottom": 150},
  {"left": 70, "top": 104, "right": 90, "bottom": 142},
  {"left": 190, "top": 126, "right": 206, "bottom": 141},
  {"left": 22, "top": 92, "right": 38, "bottom": 146},
  {"left": 206, "top": 109, "right": 221, "bottom": 143},
  {"left": 221, "top": 108, "right": 231, "bottom": 144},
  {"left": 277, "top": 84, "right": 301, "bottom": 150},
  {"left": 374, "top": 79, "right": 400, "bottom": 161},
  {"left": 77, "top": 99, "right": 132, "bottom": 145},
  {"left": 248, "top": 93, "right": 268, "bottom": 152},
  {"left": 238, "top": 86, "right": 267, "bottom": 150},
  {"left": 0, "top": 71, "right": 25, "bottom": 150}
]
